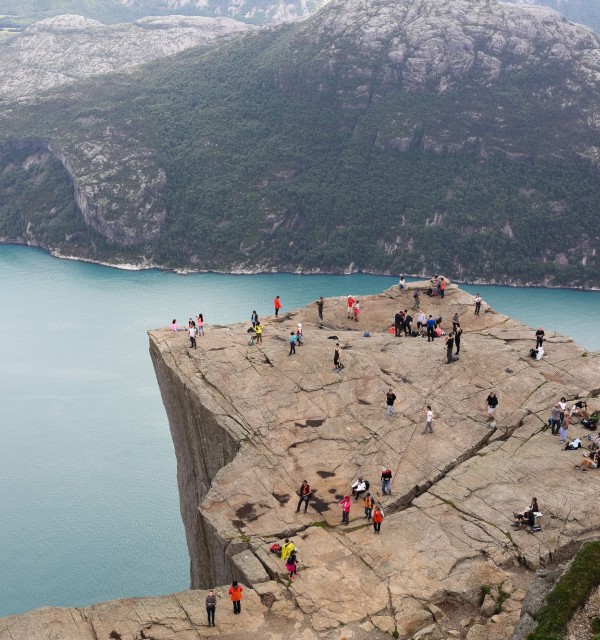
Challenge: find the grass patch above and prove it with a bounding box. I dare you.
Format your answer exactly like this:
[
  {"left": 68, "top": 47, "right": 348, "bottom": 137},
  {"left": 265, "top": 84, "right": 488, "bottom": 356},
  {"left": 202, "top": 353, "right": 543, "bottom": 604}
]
[
  {"left": 527, "top": 541, "right": 600, "bottom": 640},
  {"left": 496, "top": 582, "right": 511, "bottom": 614},
  {"left": 310, "top": 520, "right": 333, "bottom": 529}
]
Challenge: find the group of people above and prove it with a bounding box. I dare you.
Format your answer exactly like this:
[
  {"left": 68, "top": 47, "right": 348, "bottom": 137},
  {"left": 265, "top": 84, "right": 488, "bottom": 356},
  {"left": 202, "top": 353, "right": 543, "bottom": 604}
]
[
  {"left": 346, "top": 295, "right": 361, "bottom": 321},
  {"left": 171, "top": 315, "right": 205, "bottom": 349},
  {"left": 203, "top": 580, "right": 244, "bottom": 626}
]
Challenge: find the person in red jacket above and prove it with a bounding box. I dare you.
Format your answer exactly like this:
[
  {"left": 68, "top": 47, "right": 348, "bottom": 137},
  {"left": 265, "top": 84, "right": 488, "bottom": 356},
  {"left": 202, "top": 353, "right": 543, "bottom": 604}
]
[
  {"left": 274, "top": 295, "right": 282, "bottom": 316},
  {"left": 228, "top": 580, "right": 243, "bottom": 614},
  {"left": 372, "top": 505, "right": 384, "bottom": 534},
  {"left": 346, "top": 295, "right": 355, "bottom": 319}
]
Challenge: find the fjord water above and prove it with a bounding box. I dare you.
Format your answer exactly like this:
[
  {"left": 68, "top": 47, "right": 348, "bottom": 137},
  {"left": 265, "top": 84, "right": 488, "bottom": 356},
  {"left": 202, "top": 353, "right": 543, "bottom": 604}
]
[{"left": 1, "top": 244, "right": 599, "bottom": 617}]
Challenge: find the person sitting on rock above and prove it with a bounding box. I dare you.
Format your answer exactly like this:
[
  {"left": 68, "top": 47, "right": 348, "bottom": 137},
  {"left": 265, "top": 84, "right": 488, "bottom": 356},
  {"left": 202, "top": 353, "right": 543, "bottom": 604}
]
[
  {"left": 513, "top": 508, "right": 536, "bottom": 529},
  {"left": 577, "top": 450, "right": 600, "bottom": 471},
  {"left": 351, "top": 477, "right": 369, "bottom": 501},
  {"left": 570, "top": 400, "right": 589, "bottom": 418},
  {"left": 514, "top": 498, "right": 539, "bottom": 521}
]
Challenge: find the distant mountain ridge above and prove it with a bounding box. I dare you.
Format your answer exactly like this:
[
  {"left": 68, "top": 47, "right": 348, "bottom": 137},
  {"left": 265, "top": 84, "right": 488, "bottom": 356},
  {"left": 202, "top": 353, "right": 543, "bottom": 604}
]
[
  {"left": 508, "top": 0, "right": 599, "bottom": 33},
  {"left": 1, "top": 0, "right": 600, "bottom": 286}
]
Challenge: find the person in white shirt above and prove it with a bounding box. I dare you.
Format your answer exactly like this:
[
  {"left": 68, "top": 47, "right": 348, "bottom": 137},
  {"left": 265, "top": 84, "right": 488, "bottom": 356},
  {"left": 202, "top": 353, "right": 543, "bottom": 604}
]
[
  {"left": 188, "top": 324, "right": 197, "bottom": 349},
  {"left": 351, "top": 477, "right": 368, "bottom": 501},
  {"left": 423, "top": 405, "right": 434, "bottom": 434}
]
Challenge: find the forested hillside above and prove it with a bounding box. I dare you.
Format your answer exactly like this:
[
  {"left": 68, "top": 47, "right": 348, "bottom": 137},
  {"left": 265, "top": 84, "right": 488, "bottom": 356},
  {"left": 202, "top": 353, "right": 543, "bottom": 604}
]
[{"left": 1, "top": 0, "right": 600, "bottom": 286}]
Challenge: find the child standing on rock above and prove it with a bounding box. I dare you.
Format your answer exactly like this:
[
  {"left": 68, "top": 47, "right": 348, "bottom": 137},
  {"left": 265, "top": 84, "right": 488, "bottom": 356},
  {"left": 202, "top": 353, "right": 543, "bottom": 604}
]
[{"left": 286, "top": 550, "right": 298, "bottom": 579}]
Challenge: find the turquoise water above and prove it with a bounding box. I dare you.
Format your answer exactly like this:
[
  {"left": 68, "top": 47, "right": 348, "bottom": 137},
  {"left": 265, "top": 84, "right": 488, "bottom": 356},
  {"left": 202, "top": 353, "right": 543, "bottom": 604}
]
[{"left": 1, "top": 245, "right": 599, "bottom": 618}]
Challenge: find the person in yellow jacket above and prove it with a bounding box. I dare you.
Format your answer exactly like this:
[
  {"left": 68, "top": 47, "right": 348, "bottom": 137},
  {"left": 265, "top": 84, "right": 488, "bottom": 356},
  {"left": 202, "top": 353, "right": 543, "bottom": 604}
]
[
  {"left": 281, "top": 538, "right": 295, "bottom": 561},
  {"left": 254, "top": 322, "right": 263, "bottom": 344},
  {"left": 362, "top": 493, "right": 374, "bottom": 521}
]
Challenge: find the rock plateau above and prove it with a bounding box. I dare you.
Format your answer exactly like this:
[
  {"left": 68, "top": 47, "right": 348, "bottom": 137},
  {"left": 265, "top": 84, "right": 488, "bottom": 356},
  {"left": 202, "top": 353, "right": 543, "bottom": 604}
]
[{"left": 4, "top": 281, "right": 599, "bottom": 639}]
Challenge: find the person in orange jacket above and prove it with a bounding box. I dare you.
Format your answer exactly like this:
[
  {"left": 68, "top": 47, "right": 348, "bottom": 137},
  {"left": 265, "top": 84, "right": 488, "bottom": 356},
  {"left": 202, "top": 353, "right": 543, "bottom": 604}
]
[
  {"left": 274, "top": 295, "right": 282, "bottom": 317},
  {"left": 228, "top": 580, "right": 243, "bottom": 614},
  {"left": 372, "top": 505, "right": 384, "bottom": 534}
]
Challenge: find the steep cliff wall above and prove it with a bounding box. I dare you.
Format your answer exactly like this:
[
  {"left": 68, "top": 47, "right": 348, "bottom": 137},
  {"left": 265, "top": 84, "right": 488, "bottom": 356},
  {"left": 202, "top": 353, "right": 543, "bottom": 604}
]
[{"left": 149, "top": 336, "right": 245, "bottom": 587}]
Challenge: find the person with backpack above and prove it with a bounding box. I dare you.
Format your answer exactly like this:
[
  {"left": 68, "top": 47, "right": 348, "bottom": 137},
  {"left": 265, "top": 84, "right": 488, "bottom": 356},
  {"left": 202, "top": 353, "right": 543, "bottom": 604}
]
[
  {"left": 339, "top": 495, "right": 351, "bottom": 524},
  {"left": 296, "top": 480, "right": 312, "bottom": 513},
  {"left": 228, "top": 581, "right": 243, "bottom": 614},
  {"left": 351, "top": 477, "right": 369, "bottom": 501},
  {"left": 381, "top": 467, "right": 392, "bottom": 495},
  {"left": 372, "top": 505, "right": 384, "bottom": 534}
]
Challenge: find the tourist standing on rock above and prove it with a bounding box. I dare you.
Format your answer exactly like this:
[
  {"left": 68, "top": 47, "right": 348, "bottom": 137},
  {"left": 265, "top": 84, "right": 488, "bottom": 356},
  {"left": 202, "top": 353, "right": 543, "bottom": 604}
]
[
  {"left": 412, "top": 290, "right": 420, "bottom": 311},
  {"left": 550, "top": 404, "right": 562, "bottom": 435},
  {"left": 281, "top": 538, "right": 295, "bottom": 561},
  {"left": 286, "top": 550, "right": 298, "bottom": 579},
  {"left": 316, "top": 297, "right": 324, "bottom": 323},
  {"left": 381, "top": 467, "right": 392, "bottom": 495},
  {"left": 486, "top": 392, "right": 498, "bottom": 422},
  {"left": 347, "top": 295, "right": 355, "bottom": 319},
  {"left": 560, "top": 414, "right": 569, "bottom": 445},
  {"left": 274, "top": 295, "right": 282, "bottom": 317},
  {"left": 196, "top": 314, "right": 205, "bottom": 337},
  {"left": 386, "top": 389, "right": 397, "bottom": 417},
  {"left": 339, "top": 495, "right": 351, "bottom": 524},
  {"left": 403, "top": 310, "right": 413, "bottom": 336},
  {"left": 228, "top": 581, "right": 243, "bottom": 614},
  {"left": 445, "top": 332, "right": 455, "bottom": 364},
  {"left": 189, "top": 322, "right": 197, "bottom": 349},
  {"left": 251, "top": 310, "right": 258, "bottom": 328},
  {"left": 394, "top": 311, "right": 403, "bottom": 337},
  {"left": 289, "top": 331, "right": 296, "bottom": 356},
  {"left": 416, "top": 309, "right": 426, "bottom": 330},
  {"left": 254, "top": 322, "right": 263, "bottom": 344},
  {"left": 454, "top": 326, "right": 462, "bottom": 355},
  {"left": 363, "top": 493, "right": 374, "bottom": 520},
  {"left": 422, "top": 405, "right": 434, "bottom": 434},
  {"left": 372, "top": 505, "right": 384, "bottom": 534},
  {"left": 205, "top": 590, "right": 217, "bottom": 627},
  {"left": 535, "top": 327, "right": 545, "bottom": 348},
  {"left": 333, "top": 343, "right": 343, "bottom": 372},
  {"left": 296, "top": 480, "right": 312, "bottom": 513},
  {"left": 399, "top": 276, "right": 406, "bottom": 291},
  {"left": 353, "top": 300, "right": 360, "bottom": 322},
  {"left": 296, "top": 323, "right": 303, "bottom": 345},
  {"left": 452, "top": 312, "right": 460, "bottom": 332},
  {"left": 427, "top": 315, "right": 436, "bottom": 342},
  {"left": 440, "top": 278, "right": 446, "bottom": 299},
  {"left": 474, "top": 294, "right": 482, "bottom": 315}
]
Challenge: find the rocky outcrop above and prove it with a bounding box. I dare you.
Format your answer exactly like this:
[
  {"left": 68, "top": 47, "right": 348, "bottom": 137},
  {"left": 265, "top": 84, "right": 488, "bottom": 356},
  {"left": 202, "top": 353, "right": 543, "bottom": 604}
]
[
  {"left": 3, "top": 281, "right": 600, "bottom": 639},
  {"left": 146, "top": 281, "right": 600, "bottom": 638},
  {"left": 0, "top": 14, "right": 251, "bottom": 100}
]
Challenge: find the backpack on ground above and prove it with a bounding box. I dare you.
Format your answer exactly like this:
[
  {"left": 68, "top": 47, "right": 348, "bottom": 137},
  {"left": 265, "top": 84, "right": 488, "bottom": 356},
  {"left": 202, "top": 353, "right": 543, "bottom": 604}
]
[
  {"left": 364, "top": 480, "right": 370, "bottom": 491},
  {"left": 270, "top": 543, "right": 282, "bottom": 555}
]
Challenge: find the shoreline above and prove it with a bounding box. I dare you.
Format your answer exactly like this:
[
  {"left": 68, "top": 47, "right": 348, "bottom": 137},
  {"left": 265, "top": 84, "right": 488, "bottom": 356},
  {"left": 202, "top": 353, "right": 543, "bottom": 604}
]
[{"left": 3, "top": 240, "right": 600, "bottom": 292}]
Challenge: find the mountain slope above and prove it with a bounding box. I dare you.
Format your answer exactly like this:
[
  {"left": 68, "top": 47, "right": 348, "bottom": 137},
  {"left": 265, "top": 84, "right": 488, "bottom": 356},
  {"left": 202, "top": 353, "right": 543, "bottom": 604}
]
[
  {"left": 0, "top": 14, "right": 249, "bottom": 100},
  {"left": 1, "top": 0, "right": 600, "bottom": 286}
]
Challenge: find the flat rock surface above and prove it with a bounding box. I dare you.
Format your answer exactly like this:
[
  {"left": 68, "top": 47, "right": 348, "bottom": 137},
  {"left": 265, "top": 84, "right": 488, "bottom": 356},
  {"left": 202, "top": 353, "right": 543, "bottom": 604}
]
[{"left": 3, "top": 281, "right": 600, "bottom": 639}]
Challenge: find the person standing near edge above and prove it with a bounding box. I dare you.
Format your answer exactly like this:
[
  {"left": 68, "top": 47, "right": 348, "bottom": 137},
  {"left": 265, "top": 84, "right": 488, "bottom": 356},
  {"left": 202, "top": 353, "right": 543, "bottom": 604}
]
[
  {"left": 372, "top": 505, "right": 384, "bottom": 534},
  {"left": 316, "top": 297, "right": 324, "bottom": 323},
  {"left": 423, "top": 405, "right": 434, "bottom": 434},
  {"left": 346, "top": 295, "right": 355, "bottom": 319},
  {"left": 254, "top": 321, "right": 263, "bottom": 344},
  {"left": 296, "top": 480, "right": 312, "bottom": 513},
  {"left": 189, "top": 322, "right": 197, "bottom": 349},
  {"left": 535, "top": 327, "right": 545, "bottom": 348},
  {"left": 440, "top": 277, "right": 446, "bottom": 299},
  {"left": 274, "top": 295, "right": 282, "bottom": 317},
  {"left": 205, "top": 590, "right": 217, "bottom": 626},
  {"left": 228, "top": 581, "right": 243, "bottom": 614},
  {"left": 487, "top": 392, "right": 498, "bottom": 423},
  {"left": 474, "top": 293, "right": 482, "bottom": 315},
  {"left": 445, "top": 332, "right": 455, "bottom": 364}
]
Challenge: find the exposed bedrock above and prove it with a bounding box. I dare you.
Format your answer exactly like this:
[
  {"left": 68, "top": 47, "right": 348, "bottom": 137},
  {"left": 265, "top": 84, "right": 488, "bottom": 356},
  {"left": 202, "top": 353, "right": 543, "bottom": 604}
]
[{"left": 145, "top": 280, "right": 600, "bottom": 638}]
